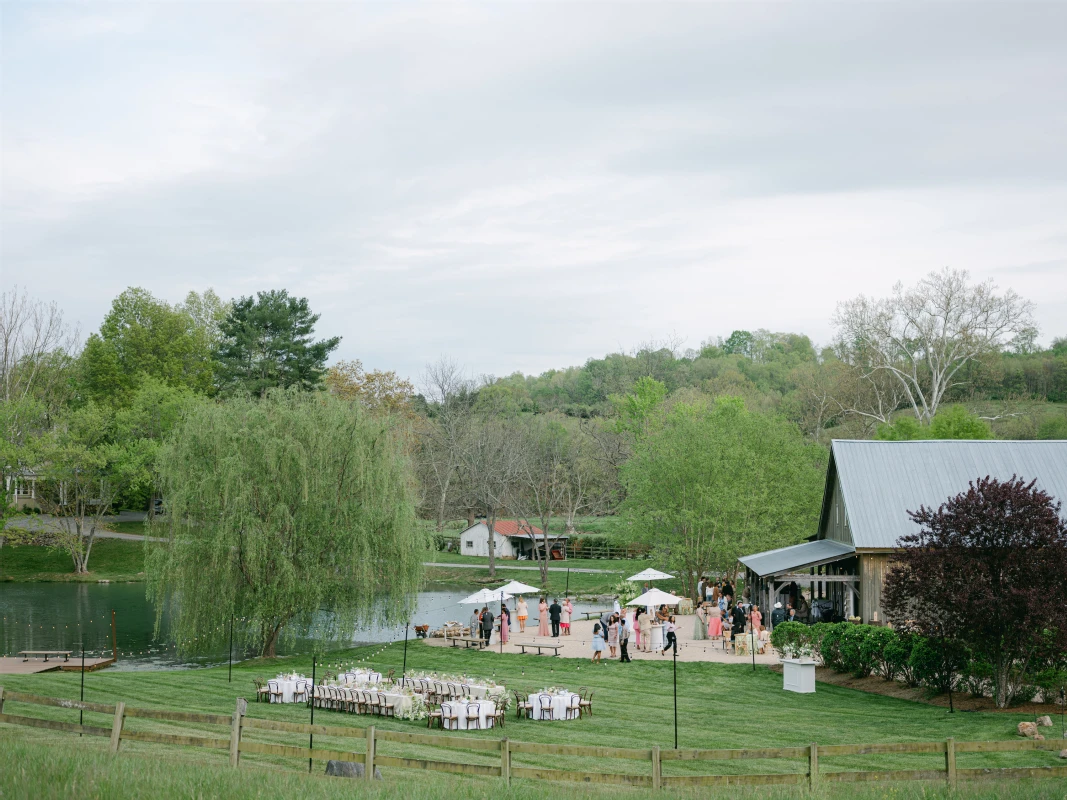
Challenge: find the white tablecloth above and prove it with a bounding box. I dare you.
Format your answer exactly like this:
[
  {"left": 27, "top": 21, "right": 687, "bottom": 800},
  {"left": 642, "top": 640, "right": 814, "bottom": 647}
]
[
  {"left": 648, "top": 624, "right": 665, "bottom": 651},
  {"left": 271, "top": 678, "right": 311, "bottom": 703},
  {"left": 400, "top": 678, "right": 500, "bottom": 700},
  {"left": 441, "top": 700, "right": 497, "bottom": 730},
  {"left": 528, "top": 692, "right": 581, "bottom": 721},
  {"left": 341, "top": 670, "right": 381, "bottom": 684}
]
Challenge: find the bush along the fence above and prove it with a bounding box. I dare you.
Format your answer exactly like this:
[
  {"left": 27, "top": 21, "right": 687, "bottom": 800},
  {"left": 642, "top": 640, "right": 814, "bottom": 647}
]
[{"left": 775, "top": 622, "right": 1066, "bottom": 705}]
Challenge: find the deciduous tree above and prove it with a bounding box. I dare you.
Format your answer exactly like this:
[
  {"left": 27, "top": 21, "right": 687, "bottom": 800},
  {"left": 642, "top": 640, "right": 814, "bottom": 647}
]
[
  {"left": 146, "top": 390, "right": 423, "bottom": 657},
  {"left": 882, "top": 476, "right": 1067, "bottom": 708}
]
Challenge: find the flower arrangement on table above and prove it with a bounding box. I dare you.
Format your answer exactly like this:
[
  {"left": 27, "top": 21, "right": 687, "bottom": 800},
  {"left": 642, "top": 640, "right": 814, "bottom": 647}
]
[
  {"left": 400, "top": 692, "right": 429, "bottom": 721},
  {"left": 538, "top": 687, "right": 571, "bottom": 697},
  {"left": 277, "top": 673, "right": 306, "bottom": 681}
]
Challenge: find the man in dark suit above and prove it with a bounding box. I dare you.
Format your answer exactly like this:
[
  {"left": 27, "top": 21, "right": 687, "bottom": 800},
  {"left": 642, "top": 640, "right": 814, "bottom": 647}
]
[
  {"left": 480, "top": 606, "right": 495, "bottom": 644},
  {"left": 771, "top": 602, "right": 786, "bottom": 628},
  {"left": 730, "top": 603, "right": 746, "bottom": 637},
  {"left": 549, "top": 598, "right": 562, "bottom": 637}
]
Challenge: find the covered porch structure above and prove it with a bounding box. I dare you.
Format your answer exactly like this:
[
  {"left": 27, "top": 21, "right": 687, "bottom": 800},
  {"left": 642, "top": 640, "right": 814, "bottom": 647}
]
[{"left": 740, "top": 540, "right": 859, "bottom": 625}]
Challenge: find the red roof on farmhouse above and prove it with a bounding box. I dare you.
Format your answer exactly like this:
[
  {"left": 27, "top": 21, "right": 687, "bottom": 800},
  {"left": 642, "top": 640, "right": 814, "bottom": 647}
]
[{"left": 477, "top": 520, "right": 543, "bottom": 537}]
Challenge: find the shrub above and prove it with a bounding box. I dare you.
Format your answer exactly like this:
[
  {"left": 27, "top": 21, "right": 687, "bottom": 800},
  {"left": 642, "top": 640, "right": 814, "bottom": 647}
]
[
  {"left": 770, "top": 622, "right": 812, "bottom": 659},
  {"left": 884, "top": 631, "right": 918, "bottom": 686},
  {"left": 909, "top": 636, "right": 967, "bottom": 694},
  {"left": 960, "top": 657, "right": 994, "bottom": 698},
  {"left": 818, "top": 623, "right": 848, "bottom": 672},
  {"left": 838, "top": 624, "right": 884, "bottom": 678},
  {"left": 808, "top": 622, "right": 832, "bottom": 662},
  {"left": 862, "top": 627, "right": 897, "bottom": 680}
]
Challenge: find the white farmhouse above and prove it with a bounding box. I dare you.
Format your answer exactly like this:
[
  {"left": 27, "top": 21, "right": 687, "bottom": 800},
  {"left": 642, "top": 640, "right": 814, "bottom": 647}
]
[{"left": 459, "top": 519, "right": 569, "bottom": 560}]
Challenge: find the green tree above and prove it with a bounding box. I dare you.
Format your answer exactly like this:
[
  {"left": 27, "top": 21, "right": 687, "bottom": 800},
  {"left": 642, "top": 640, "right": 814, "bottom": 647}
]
[
  {"left": 214, "top": 290, "right": 340, "bottom": 397},
  {"left": 79, "top": 287, "right": 214, "bottom": 405},
  {"left": 620, "top": 396, "right": 826, "bottom": 599},
  {"left": 146, "top": 390, "right": 422, "bottom": 657},
  {"left": 928, "top": 405, "right": 993, "bottom": 439},
  {"left": 876, "top": 417, "right": 924, "bottom": 441},
  {"left": 31, "top": 404, "right": 127, "bottom": 573},
  {"left": 610, "top": 376, "right": 667, "bottom": 440}
]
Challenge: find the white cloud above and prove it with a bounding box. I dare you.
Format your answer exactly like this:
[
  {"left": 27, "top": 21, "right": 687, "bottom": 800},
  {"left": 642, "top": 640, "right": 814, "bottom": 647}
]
[{"left": 2, "top": 1, "right": 1065, "bottom": 379}]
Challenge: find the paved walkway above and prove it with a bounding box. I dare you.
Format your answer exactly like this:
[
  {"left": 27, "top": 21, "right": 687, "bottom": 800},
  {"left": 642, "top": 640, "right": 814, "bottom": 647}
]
[{"left": 425, "top": 616, "right": 779, "bottom": 665}]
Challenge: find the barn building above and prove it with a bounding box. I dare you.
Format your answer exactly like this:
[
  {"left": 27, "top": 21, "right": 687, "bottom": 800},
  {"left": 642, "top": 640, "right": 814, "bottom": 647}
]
[
  {"left": 459, "top": 519, "right": 570, "bottom": 560},
  {"left": 740, "top": 439, "right": 1067, "bottom": 624}
]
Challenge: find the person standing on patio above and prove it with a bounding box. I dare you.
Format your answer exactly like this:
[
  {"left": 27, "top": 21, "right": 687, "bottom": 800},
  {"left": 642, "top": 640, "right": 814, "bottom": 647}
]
[
  {"left": 708, "top": 602, "right": 723, "bottom": 638},
  {"left": 693, "top": 601, "right": 708, "bottom": 640},
  {"left": 633, "top": 607, "right": 643, "bottom": 650},
  {"left": 549, "top": 598, "right": 562, "bottom": 637},
  {"left": 607, "top": 614, "right": 619, "bottom": 658},
  {"left": 750, "top": 604, "right": 763, "bottom": 637},
  {"left": 591, "top": 623, "right": 605, "bottom": 664},
  {"left": 470, "top": 607, "right": 481, "bottom": 637},
  {"left": 538, "top": 597, "right": 550, "bottom": 637},
  {"left": 561, "top": 597, "right": 573, "bottom": 635},
  {"left": 619, "top": 617, "right": 631, "bottom": 663},
  {"left": 639, "top": 608, "right": 652, "bottom": 652},
  {"left": 661, "top": 616, "right": 677, "bottom": 656},
  {"left": 500, "top": 604, "right": 510, "bottom": 644},
  {"left": 480, "top": 606, "right": 495, "bottom": 644},
  {"left": 516, "top": 596, "right": 528, "bottom": 633}
]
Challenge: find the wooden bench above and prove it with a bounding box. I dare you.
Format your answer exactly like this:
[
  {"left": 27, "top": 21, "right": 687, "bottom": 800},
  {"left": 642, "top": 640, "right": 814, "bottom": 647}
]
[
  {"left": 517, "top": 643, "right": 562, "bottom": 656},
  {"left": 19, "top": 650, "right": 72, "bottom": 663},
  {"left": 446, "top": 636, "right": 487, "bottom": 650},
  {"left": 580, "top": 610, "right": 610, "bottom": 621}
]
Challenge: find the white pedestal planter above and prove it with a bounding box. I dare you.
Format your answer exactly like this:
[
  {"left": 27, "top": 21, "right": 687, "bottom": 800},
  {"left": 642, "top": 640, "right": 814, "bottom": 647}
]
[{"left": 782, "top": 658, "right": 816, "bottom": 693}]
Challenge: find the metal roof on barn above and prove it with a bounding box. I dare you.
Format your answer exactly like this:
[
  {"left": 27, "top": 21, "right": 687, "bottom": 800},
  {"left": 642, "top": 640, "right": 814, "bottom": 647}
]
[
  {"left": 739, "top": 539, "right": 856, "bottom": 578},
  {"left": 826, "top": 439, "right": 1067, "bottom": 550}
]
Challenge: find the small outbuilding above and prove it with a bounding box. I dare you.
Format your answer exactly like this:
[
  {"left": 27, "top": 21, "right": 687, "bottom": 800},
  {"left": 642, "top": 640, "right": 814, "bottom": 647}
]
[
  {"left": 740, "top": 439, "right": 1067, "bottom": 625},
  {"left": 459, "top": 519, "right": 569, "bottom": 560}
]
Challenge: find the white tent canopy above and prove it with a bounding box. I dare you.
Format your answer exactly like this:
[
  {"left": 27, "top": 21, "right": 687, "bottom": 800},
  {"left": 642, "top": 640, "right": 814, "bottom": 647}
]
[
  {"left": 627, "top": 568, "right": 675, "bottom": 582},
  {"left": 627, "top": 588, "right": 684, "bottom": 607},
  {"left": 459, "top": 589, "right": 513, "bottom": 605},
  {"left": 494, "top": 580, "right": 540, "bottom": 596}
]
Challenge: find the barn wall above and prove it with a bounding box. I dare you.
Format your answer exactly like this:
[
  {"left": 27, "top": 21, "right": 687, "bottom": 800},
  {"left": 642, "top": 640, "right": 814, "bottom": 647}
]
[
  {"left": 860, "top": 553, "right": 892, "bottom": 623},
  {"left": 822, "top": 478, "right": 854, "bottom": 546}
]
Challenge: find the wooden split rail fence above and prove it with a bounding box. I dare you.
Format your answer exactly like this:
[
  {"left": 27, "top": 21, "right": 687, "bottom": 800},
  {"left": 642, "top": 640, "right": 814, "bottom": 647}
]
[{"left": 1, "top": 686, "right": 1065, "bottom": 788}]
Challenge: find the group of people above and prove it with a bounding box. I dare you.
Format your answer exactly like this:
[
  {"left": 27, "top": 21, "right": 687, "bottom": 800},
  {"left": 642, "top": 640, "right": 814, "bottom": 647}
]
[
  {"left": 468, "top": 595, "right": 577, "bottom": 645},
  {"left": 590, "top": 600, "right": 681, "bottom": 663}
]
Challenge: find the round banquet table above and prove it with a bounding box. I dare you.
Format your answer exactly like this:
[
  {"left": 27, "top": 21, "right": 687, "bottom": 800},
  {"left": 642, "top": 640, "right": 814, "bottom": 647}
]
[
  {"left": 528, "top": 692, "right": 581, "bottom": 721},
  {"left": 441, "top": 700, "right": 497, "bottom": 730},
  {"left": 648, "top": 623, "right": 665, "bottom": 652},
  {"left": 340, "top": 670, "right": 381, "bottom": 685},
  {"left": 272, "top": 677, "right": 311, "bottom": 703},
  {"left": 398, "top": 678, "right": 500, "bottom": 700}
]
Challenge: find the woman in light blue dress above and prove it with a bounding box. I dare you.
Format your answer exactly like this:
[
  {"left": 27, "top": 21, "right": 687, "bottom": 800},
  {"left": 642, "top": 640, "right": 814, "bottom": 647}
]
[{"left": 591, "top": 622, "right": 605, "bottom": 664}]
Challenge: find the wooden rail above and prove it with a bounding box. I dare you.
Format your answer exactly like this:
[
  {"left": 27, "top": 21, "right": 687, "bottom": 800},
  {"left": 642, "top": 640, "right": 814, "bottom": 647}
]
[{"left": 1, "top": 686, "right": 1065, "bottom": 789}]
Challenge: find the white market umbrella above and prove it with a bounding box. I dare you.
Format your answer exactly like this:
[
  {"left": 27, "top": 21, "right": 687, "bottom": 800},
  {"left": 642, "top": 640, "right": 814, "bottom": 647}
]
[
  {"left": 627, "top": 568, "right": 675, "bottom": 583},
  {"left": 459, "top": 588, "right": 513, "bottom": 605},
  {"left": 627, "top": 588, "right": 684, "bottom": 607},
  {"left": 494, "top": 580, "right": 540, "bottom": 596}
]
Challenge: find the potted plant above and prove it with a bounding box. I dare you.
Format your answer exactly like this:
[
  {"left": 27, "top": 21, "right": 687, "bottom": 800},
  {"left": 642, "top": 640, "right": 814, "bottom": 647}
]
[{"left": 770, "top": 622, "right": 816, "bottom": 694}]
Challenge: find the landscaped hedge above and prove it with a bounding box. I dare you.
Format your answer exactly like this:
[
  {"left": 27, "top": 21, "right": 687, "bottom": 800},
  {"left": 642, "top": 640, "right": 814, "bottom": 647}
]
[{"left": 773, "top": 622, "right": 1065, "bottom": 705}]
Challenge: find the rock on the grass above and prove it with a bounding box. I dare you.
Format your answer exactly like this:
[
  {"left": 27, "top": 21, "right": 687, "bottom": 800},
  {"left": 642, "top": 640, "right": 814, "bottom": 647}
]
[
  {"left": 1017, "top": 721, "right": 1039, "bottom": 738},
  {"left": 325, "top": 760, "right": 382, "bottom": 780},
  {"left": 1059, "top": 749, "right": 1067, "bottom": 759},
  {"left": 1036, "top": 715, "right": 1052, "bottom": 727}
]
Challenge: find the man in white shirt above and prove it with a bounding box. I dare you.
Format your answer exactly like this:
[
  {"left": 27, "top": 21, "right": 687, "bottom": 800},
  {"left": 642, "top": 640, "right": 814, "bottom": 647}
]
[{"left": 618, "top": 617, "right": 631, "bottom": 663}]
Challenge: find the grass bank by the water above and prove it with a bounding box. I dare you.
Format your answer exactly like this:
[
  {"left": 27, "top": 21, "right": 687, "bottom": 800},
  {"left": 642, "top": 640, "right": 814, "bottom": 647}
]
[
  {"left": 423, "top": 553, "right": 659, "bottom": 597},
  {"left": 0, "top": 639, "right": 1062, "bottom": 800},
  {"left": 0, "top": 539, "right": 145, "bottom": 583}
]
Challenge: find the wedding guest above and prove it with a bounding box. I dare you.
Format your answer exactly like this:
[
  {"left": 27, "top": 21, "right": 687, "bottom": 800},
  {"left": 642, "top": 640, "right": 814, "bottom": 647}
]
[
  {"left": 661, "top": 616, "right": 677, "bottom": 656},
  {"left": 619, "top": 617, "right": 631, "bottom": 663},
  {"left": 516, "top": 596, "right": 529, "bottom": 633},
  {"left": 608, "top": 614, "right": 620, "bottom": 658},
  {"left": 469, "top": 607, "right": 481, "bottom": 637},
  {"left": 561, "top": 597, "right": 573, "bottom": 635},
  {"left": 708, "top": 602, "right": 723, "bottom": 638},
  {"left": 750, "top": 604, "right": 763, "bottom": 636},
  {"left": 480, "top": 606, "right": 495, "bottom": 644},
  {"left": 639, "top": 607, "right": 653, "bottom": 652},
  {"left": 500, "top": 604, "right": 510, "bottom": 644},
  {"left": 693, "top": 601, "right": 708, "bottom": 640},
  {"left": 538, "top": 597, "right": 550, "bottom": 637},
  {"left": 633, "top": 607, "right": 643, "bottom": 650},
  {"left": 549, "top": 598, "right": 562, "bottom": 637},
  {"left": 591, "top": 622, "right": 605, "bottom": 664}
]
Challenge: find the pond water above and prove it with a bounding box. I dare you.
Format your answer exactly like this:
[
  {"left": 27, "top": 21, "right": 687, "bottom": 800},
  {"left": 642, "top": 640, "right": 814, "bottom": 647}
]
[{"left": 0, "top": 583, "right": 600, "bottom": 671}]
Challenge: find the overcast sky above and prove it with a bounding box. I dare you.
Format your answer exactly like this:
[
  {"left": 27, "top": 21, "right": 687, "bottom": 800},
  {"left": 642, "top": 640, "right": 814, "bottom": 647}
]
[{"left": 4, "top": 2, "right": 1066, "bottom": 384}]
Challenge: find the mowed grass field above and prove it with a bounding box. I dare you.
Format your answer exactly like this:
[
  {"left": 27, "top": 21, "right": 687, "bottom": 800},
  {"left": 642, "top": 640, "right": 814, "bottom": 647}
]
[
  {"left": 0, "top": 539, "right": 145, "bottom": 583},
  {"left": 1, "top": 640, "right": 1064, "bottom": 799}
]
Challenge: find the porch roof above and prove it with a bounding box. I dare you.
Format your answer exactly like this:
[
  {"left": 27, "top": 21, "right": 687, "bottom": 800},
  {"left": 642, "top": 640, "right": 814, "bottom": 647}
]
[{"left": 739, "top": 539, "right": 855, "bottom": 578}]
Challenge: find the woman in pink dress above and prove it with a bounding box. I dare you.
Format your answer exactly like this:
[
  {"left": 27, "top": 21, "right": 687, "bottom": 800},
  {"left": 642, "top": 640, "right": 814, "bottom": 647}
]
[
  {"left": 749, "top": 605, "right": 762, "bottom": 636},
  {"left": 538, "top": 597, "right": 550, "bottom": 637},
  {"left": 500, "top": 604, "right": 510, "bottom": 644},
  {"left": 708, "top": 604, "right": 723, "bottom": 638}
]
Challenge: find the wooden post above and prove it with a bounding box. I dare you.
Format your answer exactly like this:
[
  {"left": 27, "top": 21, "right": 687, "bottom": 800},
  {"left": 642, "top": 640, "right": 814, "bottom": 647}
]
[
  {"left": 651, "top": 745, "right": 661, "bottom": 789},
  {"left": 230, "top": 698, "right": 246, "bottom": 768},
  {"left": 808, "top": 742, "right": 818, "bottom": 791},
  {"left": 111, "top": 609, "right": 118, "bottom": 662},
  {"left": 501, "top": 737, "right": 510, "bottom": 784},
  {"left": 109, "top": 702, "right": 126, "bottom": 754},
  {"left": 365, "top": 725, "right": 375, "bottom": 781},
  {"left": 945, "top": 737, "right": 956, "bottom": 788},
  {"left": 0, "top": 685, "right": 5, "bottom": 714}
]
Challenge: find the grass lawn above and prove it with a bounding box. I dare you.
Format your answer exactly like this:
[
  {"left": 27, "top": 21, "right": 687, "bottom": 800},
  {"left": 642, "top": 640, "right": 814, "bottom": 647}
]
[
  {"left": 103, "top": 520, "right": 151, "bottom": 536},
  {"left": 422, "top": 554, "right": 662, "bottom": 597},
  {"left": 1, "top": 641, "right": 1063, "bottom": 799},
  {"left": 0, "top": 539, "right": 145, "bottom": 582}
]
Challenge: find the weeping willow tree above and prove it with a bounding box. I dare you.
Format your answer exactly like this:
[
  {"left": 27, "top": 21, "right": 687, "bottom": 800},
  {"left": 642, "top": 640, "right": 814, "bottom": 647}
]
[{"left": 146, "top": 389, "right": 424, "bottom": 658}]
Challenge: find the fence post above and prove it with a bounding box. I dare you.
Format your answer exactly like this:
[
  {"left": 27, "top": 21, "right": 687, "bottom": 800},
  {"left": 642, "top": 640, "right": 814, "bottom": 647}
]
[
  {"left": 0, "top": 686, "right": 5, "bottom": 714},
  {"left": 501, "top": 737, "right": 510, "bottom": 784},
  {"left": 365, "top": 725, "right": 375, "bottom": 780},
  {"left": 808, "top": 742, "right": 818, "bottom": 791},
  {"left": 945, "top": 737, "right": 956, "bottom": 789},
  {"left": 651, "top": 745, "right": 661, "bottom": 789},
  {"left": 230, "top": 698, "right": 246, "bottom": 768},
  {"left": 109, "top": 702, "right": 126, "bottom": 755}
]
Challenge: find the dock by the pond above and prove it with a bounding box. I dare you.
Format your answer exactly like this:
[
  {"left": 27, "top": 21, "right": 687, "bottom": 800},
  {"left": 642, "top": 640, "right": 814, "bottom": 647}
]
[{"left": 0, "top": 656, "right": 115, "bottom": 675}]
